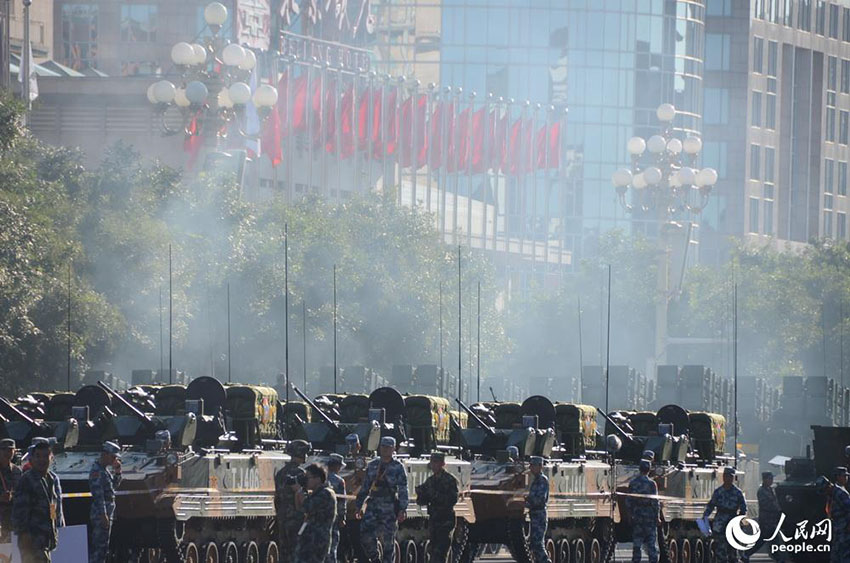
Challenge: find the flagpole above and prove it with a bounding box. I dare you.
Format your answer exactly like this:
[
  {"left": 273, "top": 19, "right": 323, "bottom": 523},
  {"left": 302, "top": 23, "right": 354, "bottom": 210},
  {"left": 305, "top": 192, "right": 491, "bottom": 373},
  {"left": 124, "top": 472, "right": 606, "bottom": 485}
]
[
  {"left": 558, "top": 108, "right": 568, "bottom": 271},
  {"left": 498, "top": 98, "right": 511, "bottom": 253},
  {"left": 439, "top": 281, "right": 444, "bottom": 376},
  {"left": 302, "top": 300, "right": 308, "bottom": 394},
  {"left": 542, "top": 105, "right": 552, "bottom": 267},
  {"left": 466, "top": 91, "right": 476, "bottom": 248},
  {"left": 477, "top": 280, "right": 481, "bottom": 403},
  {"left": 67, "top": 264, "right": 71, "bottom": 392},
  {"left": 284, "top": 224, "right": 290, "bottom": 429},
  {"left": 381, "top": 74, "right": 389, "bottom": 194},
  {"left": 333, "top": 263, "right": 338, "bottom": 394},
  {"left": 353, "top": 68, "right": 361, "bottom": 193},
  {"left": 227, "top": 282, "right": 232, "bottom": 383},
  {"left": 453, "top": 87, "right": 463, "bottom": 245},
  {"left": 285, "top": 57, "right": 295, "bottom": 203},
  {"left": 411, "top": 79, "right": 421, "bottom": 209},
  {"left": 457, "top": 245, "right": 462, "bottom": 400},
  {"left": 441, "top": 86, "right": 451, "bottom": 241},
  {"left": 578, "top": 296, "right": 584, "bottom": 403},
  {"left": 517, "top": 101, "right": 528, "bottom": 260},
  {"left": 307, "top": 60, "right": 315, "bottom": 197},
  {"left": 22, "top": 0, "right": 30, "bottom": 113},
  {"left": 481, "top": 93, "right": 492, "bottom": 250},
  {"left": 367, "top": 71, "right": 375, "bottom": 188},
  {"left": 159, "top": 286, "right": 164, "bottom": 380},
  {"left": 530, "top": 103, "right": 540, "bottom": 273},
  {"left": 320, "top": 61, "right": 328, "bottom": 198},
  {"left": 336, "top": 66, "right": 343, "bottom": 196},
  {"left": 169, "top": 244, "right": 173, "bottom": 385}
]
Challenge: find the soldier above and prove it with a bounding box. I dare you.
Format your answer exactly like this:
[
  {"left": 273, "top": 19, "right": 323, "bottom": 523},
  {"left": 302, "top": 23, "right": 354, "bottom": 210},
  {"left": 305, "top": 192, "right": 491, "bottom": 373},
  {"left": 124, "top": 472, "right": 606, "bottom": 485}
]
[
  {"left": 743, "top": 472, "right": 781, "bottom": 561},
  {"left": 275, "top": 439, "right": 310, "bottom": 563},
  {"left": 829, "top": 467, "right": 850, "bottom": 563},
  {"left": 415, "top": 452, "right": 459, "bottom": 563},
  {"left": 295, "top": 464, "right": 338, "bottom": 563},
  {"left": 703, "top": 466, "right": 747, "bottom": 563},
  {"left": 355, "top": 436, "right": 409, "bottom": 563},
  {"left": 12, "top": 438, "right": 64, "bottom": 563},
  {"left": 89, "top": 441, "right": 123, "bottom": 563},
  {"left": 626, "top": 459, "right": 660, "bottom": 563},
  {"left": 525, "top": 456, "right": 550, "bottom": 563},
  {"left": 0, "top": 438, "right": 22, "bottom": 541},
  {"left": 325, "top": 454, "right": 347, "bottom": 563}
]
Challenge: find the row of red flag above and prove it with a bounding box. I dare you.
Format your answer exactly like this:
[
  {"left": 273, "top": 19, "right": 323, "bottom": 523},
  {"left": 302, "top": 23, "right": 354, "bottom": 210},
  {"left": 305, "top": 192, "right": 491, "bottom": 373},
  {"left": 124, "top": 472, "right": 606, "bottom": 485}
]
[{"left": 258, "top": 72, "right": 563, "bottom": 173}]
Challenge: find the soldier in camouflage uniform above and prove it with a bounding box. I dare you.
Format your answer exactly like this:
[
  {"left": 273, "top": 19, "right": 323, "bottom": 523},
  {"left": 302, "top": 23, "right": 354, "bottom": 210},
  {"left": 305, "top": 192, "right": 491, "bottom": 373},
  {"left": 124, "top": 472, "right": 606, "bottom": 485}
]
[
  {"left": 12, "top": 438, "right": 64, "bottom": 563},
  {"left": 276, "top": 440, "right": 310, "bottom": 562},
  {"left": 415, "top": 452, "right": 460, "bottom": 563},
  {"left": 355, "top": 436, "right": 409, "bottom": 563},
  {"left": 525, "top": 456, "right": 550, "bottom": 563},
  {"left": 0, "top": 438, "right": 21, "bottom": 541},
  {"left": 829, "top": 467, "right": 850, "bottom": 563},
  {"left": 743, "top": 472, "right": 782, "bottom": 561},
  {"left": 325, "top": 454, "right": 347, "bottom": 563},
  {"left": 295, "top": 464, "right": 338, "bottom": 563},
  {"left": 703, "top": 466, "right": 747, "bottom": 563},
  {"left": 88, "top": 441, "right": 122, "bottom": 563},
  {"left": 626, "top": 459, "right": 660, "bottom": 563}
]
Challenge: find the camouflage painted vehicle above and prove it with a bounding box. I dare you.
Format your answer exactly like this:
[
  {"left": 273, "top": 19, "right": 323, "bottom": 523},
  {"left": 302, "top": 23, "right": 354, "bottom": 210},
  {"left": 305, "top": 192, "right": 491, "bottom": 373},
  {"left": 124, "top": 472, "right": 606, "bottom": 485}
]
[
  {"left": 604, "top": 404, "right": 754, "bottom": 563},
  {"left": 48, "top": 376, "right": 291, "bottom": 563},
  {"left": 454, "top": 396, "right": 616, "bottom": 563},
  {"left": 293, "top": 385, "right": 474, "bottom": 563}
]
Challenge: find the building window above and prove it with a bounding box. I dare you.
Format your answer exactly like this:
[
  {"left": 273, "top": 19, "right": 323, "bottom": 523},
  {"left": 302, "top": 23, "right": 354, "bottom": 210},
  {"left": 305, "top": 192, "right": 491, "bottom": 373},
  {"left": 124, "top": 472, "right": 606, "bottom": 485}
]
[
  {"left": 817, "top": 0, "right": 827, "bottom": 35},
  {"left": 704, "top": 88, "right": 729, "bottom": 125},
  {"left": 764, "top": 200, "right": 774, "bottom": 235},
  {"left": 843, "top": 60, "right": 850, "bottom": 93},
  {"left": 783, "top": 0, "right": 794, "bottom": 26},
  {"left": 829, "top": 56, "right": 838, "bottom": 91},
  {"left": 765, "top": 147, "right": 775, "bottom": 183},
  {"left": 705, "top": 34, "right": 732, "bottom": 71},
  {"left": 766, "top": 94, "right": 776, "bottom": 129},
  {"left": 708, "top": 0, "right": 732, "bottom": 16},
  {"left": 61, "top": 5, "right": 98, "bottom": 71},
  {"left": 825, "top": 211, "right": 834, "bottom": 237},
  {"left": 830, "top": 3, "right": 840, "bottom": 38},
  {"left": 845, "top": 8, "right": 850, "bottom": 40},
  {"left": 828, "top": 108, "right": 837, "bottom": 141},
  {"left": 799, "top": 0, "right": 812, "bottom": 31},
  {"left": 121, "top": 5, "right": 157, "bottom": 43},
  {"left": 825, "top": 159, "right": 835, "bottom": 193},
  {"left": 750, "top": 198, "right": 760, "bottom": 233},
  {"left": 826, "top": 194, "right": 834, "bottom": 209},
  {"left": 753, "top": 37, "right": 764, "bottom": 73},
  {"left": 750, "top": 144, "right": 761, "bottom": 180},
  {"left": 839, "top": 213, "right": 847, "bottom": 239},
  {"left": 841, "top": 110, "right": 849, "bottom": 144},
  {"left": 702, "top": 141, "right": 728, "bottom": 178},
  {"left": 768, "top": 41, "right": 778, "bottom": 76},
  {"left": 752, "top": 92, "right": 763, "bottom": 127},
  {"left": 840, "top": 162, "right": 848, "bottom": 196}
]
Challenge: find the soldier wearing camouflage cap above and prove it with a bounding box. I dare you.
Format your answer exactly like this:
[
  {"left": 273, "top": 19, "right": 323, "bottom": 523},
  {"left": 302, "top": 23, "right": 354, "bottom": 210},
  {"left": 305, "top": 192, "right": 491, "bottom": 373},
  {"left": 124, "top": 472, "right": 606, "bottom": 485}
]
[
  {"left": 355, "top": 436, "right": 408, "bottom": 563},
  {"left": 702, "top": 467, "right": 747, "bottom": 563},
  {"left": 88, "top": 441, "right": 123, "bottom": 563},
  {"left": 13, "top": 438, "right": 63, "bottom": 563},
  {"left": 627, "top": 459, "right": 659, "bottom": 563},
  {"left": 276, "top": 440, "right": 311, "bottom": 563},
  {"left": 0, "top": 438, "right": 20, "bottom": 541},
  {"left": 525, "top": 456, "right": 550, "bottom": 563},
  {"left": 415, "top": 452, "right": 459, "bottom": 563},
  {"left": 324, "top": 454, "right": 347, "bottom": 563}
]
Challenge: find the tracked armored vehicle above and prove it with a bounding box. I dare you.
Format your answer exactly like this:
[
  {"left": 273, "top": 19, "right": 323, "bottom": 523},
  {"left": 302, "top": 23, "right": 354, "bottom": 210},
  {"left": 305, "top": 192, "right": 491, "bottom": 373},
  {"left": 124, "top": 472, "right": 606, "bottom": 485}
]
[
  {"left": 454, "top": 396, "right": 616, "bottom": 563},
  {"left": 45, "top": 376, "right": 291, "bottom": 563}
]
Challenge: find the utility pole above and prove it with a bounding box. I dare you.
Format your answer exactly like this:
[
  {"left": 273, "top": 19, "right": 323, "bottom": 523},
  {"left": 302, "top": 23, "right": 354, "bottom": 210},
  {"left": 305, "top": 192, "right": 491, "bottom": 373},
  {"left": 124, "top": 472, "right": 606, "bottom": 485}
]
[{"left": 22, "top": 0, "right": 31, "bottom": 111}]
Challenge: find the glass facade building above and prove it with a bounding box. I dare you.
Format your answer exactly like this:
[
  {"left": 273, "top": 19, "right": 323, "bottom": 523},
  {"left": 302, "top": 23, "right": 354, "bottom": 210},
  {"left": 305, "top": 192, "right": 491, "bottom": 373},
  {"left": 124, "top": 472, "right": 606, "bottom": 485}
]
[{"left": 372, "top": 0, "right": 706, "bottom": 269}]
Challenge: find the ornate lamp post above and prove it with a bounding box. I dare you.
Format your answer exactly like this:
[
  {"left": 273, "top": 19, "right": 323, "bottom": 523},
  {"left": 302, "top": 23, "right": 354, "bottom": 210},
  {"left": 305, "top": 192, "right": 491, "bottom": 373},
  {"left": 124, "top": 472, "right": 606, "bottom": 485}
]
[
  {"left": 611, "top": 103, "right": 717, "bottom": 371},
  {"left": 146, "top": 2, "right": 278, "bottom": 144}
]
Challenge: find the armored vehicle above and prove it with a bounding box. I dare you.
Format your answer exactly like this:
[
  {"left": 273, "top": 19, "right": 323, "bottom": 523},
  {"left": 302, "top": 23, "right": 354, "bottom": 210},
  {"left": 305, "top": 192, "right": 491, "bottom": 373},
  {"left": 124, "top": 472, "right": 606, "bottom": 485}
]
[
  {"left": 454, "top": 396, "right": 615, "bottom": 563},
  {"left": 774, "top": 425, "right": 850, "bottom": 562},
  {"left": 46, "top": 376, "right": 290, "bottom": 563}
]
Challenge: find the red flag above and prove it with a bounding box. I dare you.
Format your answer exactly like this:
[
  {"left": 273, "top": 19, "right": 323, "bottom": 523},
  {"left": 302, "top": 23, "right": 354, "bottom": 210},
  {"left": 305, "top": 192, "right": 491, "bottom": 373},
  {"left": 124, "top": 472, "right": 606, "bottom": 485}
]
[
  {"left": 491, "top": 113, "right": 507, "bottom": 171},
  {"left": 183, "top": 112, "right": 204, "bottom": 169},
  {"left": 429, "top": 102, "right": 443, "bottom": 170},
  {"left": 548, "top": 121, "right": 561, "bottom": 169},
  {"left": 535, "top": 124, "right": 547, "bottom": 169},
  {"left": 470, "top": 108, "right": 486, "bottom": 173},
  {"left": 371, "top": 88, "right": 382, "bottom": 150},
  {"left": 507, "top": 118, "right": 522, "bottom": 174},
  {"left": 357, "top": 87, "right": 371, "bottom": 148},
  {"left": 291, "top": 75, "right": 308, "bottom": 132},
  {"left": 262, "top": 104, "right": 283, "bottom": 166},
  {"left": 276, "top": 72, "right": 289, "bottom": 130},
  {"left": 323, "top": 79, "right": 337, "bottom": 152},
  {"left": 397, "top": 95, "right": 413, "bottom": 164},
  {"left": 385, "top": 89, "right": 399, "bottom": 156},
  {"left": 340, "top": 85, "right": 355, "bottom": 158},
  {"left": 399, "top": 95, "right": 428, "bottom": 168},
  {"left": 450, "top": 108, "right": 470, "bottom": 173},
  {"left": 520, "top": 119, "right": 533, "bottom": 173},
  {"left": 416, "top": 95, "right": 428, "bottom": 168},
  {"left": 310, "top": 76, "right": 324, "bottom": 145},
  {"left": 374, "top": 88, "right": 397, "bottom": 159}
]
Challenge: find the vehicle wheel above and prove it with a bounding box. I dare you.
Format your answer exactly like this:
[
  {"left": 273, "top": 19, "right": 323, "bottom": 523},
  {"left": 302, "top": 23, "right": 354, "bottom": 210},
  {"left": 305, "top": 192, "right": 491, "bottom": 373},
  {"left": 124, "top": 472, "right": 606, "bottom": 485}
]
[
  {"left": 450, "top": 519, "right": 470, "bottom": 563},
  {"left": 244, "top": 541, "right": 260, "bottom": 563},
  {"left": 693, "top": 539, "right": 705, "bottom": 563},
  {"left": 506, "top": 519, "right": 533, "bottom": 563},
  {"left": 545, "top": 538, "right": 556, "bottom": 563},
  {"left": 404, "top": 540, "right": 418, "bottom": 563},
  {"left": 222, "top": 541, "right": 239, "bottom": 563},
  {"left": 261, "top": 541, "right": 279, "bottom": 563},
  {"left": 572, "top": 538, "right": 585, "bottom": 563},
  {"left": 557, "top": 539, "right": 570, "bottom": 563},
  {"left": 423, "top": 541, "right": 431, "bottom": 563},
  {"left": 667, "top": 539, "right": 678, "bottom": 563},
  {"left": 393, "top": 540, "right": 401, "bottom": 563},
  {"left": 706, "top": 539, "right": 714, "bottom": 563},
  {"left": 588, "top": 538, "right": 601, "bottom": 563},
  {"left": 204, "top": 543, "right": 219, "bottom": 563},
  {"left": 184, "top": 542, "right": 200, "bottom": 563},
  {"left": 680, "top": 539, "right": 691, "bottom": 563}
]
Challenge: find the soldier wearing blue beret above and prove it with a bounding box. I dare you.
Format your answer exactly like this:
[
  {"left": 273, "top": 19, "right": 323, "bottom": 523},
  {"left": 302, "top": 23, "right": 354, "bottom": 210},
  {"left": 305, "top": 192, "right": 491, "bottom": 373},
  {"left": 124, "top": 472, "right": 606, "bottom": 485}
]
[{"left": 88, "top": 441, "right": 122, "bottom": 563}]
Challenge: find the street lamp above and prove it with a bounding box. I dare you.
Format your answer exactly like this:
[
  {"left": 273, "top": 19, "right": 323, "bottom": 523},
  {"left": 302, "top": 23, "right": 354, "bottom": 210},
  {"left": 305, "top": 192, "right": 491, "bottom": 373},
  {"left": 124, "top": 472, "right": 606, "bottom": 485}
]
[
  {"left": 146, "top": 2, "right": 276, "bottom": 141},
  {"left": 611, "top": 103, "right": 718, "bottom": 372},
  {"left": 612, "top": 103, "right": 717, "bottom": 216}
]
